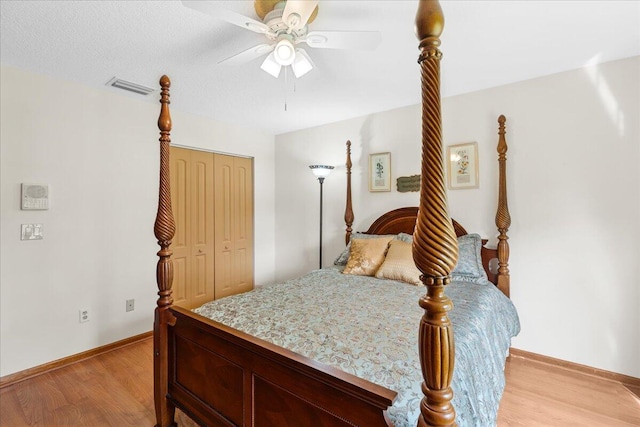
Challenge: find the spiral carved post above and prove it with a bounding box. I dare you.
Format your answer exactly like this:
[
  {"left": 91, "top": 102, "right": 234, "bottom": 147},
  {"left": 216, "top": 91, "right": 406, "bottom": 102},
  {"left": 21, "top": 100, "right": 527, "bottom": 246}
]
[
  {"left": 413, "top": 1, "right": 458, "bottom": 426},
  {"left": 153, "top": 75, "right": 177, "bottom": 427},
  {"left": 344, "top": 140, "right": 354, "bottom": 245},
  {"left": 496, "top": 115, "right": 511, "bottom": 297}
]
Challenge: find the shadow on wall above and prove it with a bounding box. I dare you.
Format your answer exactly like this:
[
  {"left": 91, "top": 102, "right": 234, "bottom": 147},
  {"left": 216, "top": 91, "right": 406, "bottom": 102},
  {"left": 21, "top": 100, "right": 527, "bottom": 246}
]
[{"left": 354, "top": 115, "right": 375, "bottom": 227}]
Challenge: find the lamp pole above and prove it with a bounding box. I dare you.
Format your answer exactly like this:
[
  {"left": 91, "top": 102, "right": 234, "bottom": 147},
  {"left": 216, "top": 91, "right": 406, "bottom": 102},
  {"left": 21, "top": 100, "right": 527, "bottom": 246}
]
[
  {"left": 309, "top": 165, "right": 334, "bottom": 269},
  {"left": 318, "top": 175, "right": 325, "bottom": 268}
]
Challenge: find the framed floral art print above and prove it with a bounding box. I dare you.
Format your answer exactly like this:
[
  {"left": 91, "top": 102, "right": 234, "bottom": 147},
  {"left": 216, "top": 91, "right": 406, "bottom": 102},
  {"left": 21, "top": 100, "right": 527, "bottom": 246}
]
[
  {"left": 369, "top": 152, "right": 391, "bottom": 192},
  {"left": 447, "top": 142, "right": 479, "bottom": 190}
]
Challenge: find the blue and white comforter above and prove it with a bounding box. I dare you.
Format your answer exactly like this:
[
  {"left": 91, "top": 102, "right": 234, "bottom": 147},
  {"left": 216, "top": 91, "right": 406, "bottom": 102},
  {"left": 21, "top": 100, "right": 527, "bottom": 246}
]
[{"left": 194, "top": 266, "right": 520, "bottom": 426}]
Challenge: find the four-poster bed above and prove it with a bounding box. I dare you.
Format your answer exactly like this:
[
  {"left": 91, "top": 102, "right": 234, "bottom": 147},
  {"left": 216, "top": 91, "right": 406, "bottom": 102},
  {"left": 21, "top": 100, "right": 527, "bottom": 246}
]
[{"left": 152, "top": 1, "right": 517, "bottom": 426}]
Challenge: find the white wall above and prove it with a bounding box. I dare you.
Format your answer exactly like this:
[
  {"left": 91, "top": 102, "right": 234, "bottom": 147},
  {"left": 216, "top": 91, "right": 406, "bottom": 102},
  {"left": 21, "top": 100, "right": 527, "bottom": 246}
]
[
  {"left": 0, "top": 66, "right": 275, "bottom": 377},
  {"left": 274, "top": 56, "right": 640, "bottom": 378}
]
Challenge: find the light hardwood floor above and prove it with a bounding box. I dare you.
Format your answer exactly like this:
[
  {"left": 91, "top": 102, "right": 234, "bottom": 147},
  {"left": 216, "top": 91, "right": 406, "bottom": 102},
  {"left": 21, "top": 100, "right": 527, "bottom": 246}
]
[{"left": 1, "top": 338, "right": 638, "bottom": 426}]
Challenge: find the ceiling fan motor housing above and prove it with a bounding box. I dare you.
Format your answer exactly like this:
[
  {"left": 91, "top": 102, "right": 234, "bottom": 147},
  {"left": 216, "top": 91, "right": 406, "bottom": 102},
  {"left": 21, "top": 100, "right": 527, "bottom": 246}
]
[{"left": 264, "top": 4, "right": 308, "bottom": 40}]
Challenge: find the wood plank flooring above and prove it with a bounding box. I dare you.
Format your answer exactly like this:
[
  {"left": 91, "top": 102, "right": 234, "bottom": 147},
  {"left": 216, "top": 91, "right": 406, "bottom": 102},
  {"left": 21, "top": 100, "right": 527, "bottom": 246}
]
[
  {"left": 1, "top": 338, "right": 638, "bottom": 426},
  {"left": 499, "top": 354, "right": 640, "bottom": 426}
]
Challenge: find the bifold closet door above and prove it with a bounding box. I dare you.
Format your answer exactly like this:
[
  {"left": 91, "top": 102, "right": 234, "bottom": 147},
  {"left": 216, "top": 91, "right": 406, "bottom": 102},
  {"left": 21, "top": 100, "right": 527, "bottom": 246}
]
[
  {"left": 170, "top": 147, "right": 215, "bottom": 309},
  {"left": 214, "top": 154, "right": 254, "bottom": 299}
]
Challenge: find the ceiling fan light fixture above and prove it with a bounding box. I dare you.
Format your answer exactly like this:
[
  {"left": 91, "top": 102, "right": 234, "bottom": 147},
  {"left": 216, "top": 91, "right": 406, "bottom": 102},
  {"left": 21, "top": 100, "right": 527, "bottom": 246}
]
[
  {"left": 274, "top": 39, "right": 295, "bottom": 66},
  {"left": 291, "top": 48, "right": 314, "bottom": 78},
  {"left": 260, "top": 52, "right": 282, "bottom": 78}
]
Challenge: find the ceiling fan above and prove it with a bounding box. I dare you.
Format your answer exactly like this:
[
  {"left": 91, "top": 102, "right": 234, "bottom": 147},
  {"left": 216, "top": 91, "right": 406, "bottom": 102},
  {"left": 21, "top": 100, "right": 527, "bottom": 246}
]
[{"left": 182, "top": 0, "right": 382, "bottom": 78}]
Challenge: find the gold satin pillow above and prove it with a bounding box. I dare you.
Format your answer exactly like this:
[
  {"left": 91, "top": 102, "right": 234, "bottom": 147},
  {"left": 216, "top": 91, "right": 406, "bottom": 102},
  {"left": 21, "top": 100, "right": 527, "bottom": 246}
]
[
  {"left": 375, "top": 239, "right": 422, "bottom": 285},
  {"left": 342, "top": 237, "right": 393, "bottom": 276}
]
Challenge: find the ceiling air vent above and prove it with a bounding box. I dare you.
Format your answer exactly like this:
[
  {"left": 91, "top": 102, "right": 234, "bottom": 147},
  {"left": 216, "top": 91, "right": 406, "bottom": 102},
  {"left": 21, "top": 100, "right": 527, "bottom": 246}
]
[{"left": 106, "top": 77, "right": 155, "bottom": 96}]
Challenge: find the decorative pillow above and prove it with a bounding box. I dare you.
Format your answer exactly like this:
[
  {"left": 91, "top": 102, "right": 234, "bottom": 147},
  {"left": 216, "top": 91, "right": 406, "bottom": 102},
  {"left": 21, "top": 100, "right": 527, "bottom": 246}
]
[
  {"left": 396, "top": 232, "right": 413, "bottom": 243},
  {"left": 452, "top": 233, "right": 487, "bottom": 282},
  {"left": 342, "top": 237, "right": 393, "bottom": 276},
  {"left": 375, "top": 239, "right": 422, "bottom": 285},
  {"left": 333, "top": 233, "right": 395, "bottom": 266}
]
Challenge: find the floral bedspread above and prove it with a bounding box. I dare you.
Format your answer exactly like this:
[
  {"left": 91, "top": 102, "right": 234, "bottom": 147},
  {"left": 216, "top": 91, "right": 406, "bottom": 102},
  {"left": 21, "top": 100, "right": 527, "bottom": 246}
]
[{"left": 194, "top": 266, "right": 520, "bottom": 426}]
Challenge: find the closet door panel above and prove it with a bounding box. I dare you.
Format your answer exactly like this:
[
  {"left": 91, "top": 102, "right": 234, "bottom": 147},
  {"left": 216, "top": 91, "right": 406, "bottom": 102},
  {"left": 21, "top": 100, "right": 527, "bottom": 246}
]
[
  {"left": 170, "top": 147, "right": 218, "bottom": 309},
  {"left": 173, "top": 256, "right": 188, "bottom": 305},
  {"left": 171, "top": 149, "right": 253, "bottom": 304},
  {"left": 193, "top": 254, "right": 207, "bottom": 298},
  {"left": 216, "top": 251, "right": 233, "bottom": 297},
  {"left": 214, "top": 155, "right": 235, "bottom": 299},
  {"left": 236, "top": 164, "right": 248, "bottom": 240},
  {"left": 170, "top": 147, "right": 191, "bottom": 307},
  {"left": 191, "top": 151, "right": 215, "bottom": 307},
  {"left": 233, "top": 247, "right": 249, "bottom": 291},
  {"left": 233, "top": 156, "right": 254, "bottom": 294}
]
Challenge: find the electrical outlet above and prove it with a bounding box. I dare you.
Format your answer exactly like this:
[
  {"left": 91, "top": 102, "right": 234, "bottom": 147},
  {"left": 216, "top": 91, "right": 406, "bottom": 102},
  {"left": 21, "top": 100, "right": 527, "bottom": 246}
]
[
  {"left": 79, "top": 309, "right": 89, "bottom": 323},
  {"left": 126, "top": 299, "right": 135, "bottom": 312}
]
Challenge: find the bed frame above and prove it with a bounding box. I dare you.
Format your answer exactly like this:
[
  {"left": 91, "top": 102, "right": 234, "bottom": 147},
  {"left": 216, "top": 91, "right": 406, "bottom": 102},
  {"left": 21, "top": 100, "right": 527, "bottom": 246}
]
[{"left": 152, "top": 1, "right": 512, "bottom": 426}]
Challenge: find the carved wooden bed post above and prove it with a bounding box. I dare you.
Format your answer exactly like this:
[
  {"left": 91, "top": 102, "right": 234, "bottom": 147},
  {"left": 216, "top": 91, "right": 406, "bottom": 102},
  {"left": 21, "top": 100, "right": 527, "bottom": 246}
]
[
  {"left": 496, "top": 115, "right": 511, "bottom": 297},
  {"left": 413, "top": 1, "right": 458, "bottom": 426},
  {"left": 344, "top": 140, "right": 354, "bottom": 245},
  {"left": 153, "top": 75, "right": 177, "bottom": 427}
]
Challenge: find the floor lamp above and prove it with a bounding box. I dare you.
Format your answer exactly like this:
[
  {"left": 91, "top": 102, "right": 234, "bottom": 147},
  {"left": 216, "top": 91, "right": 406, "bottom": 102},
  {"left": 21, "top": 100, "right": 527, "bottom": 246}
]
[{"left": 309, "top": 165, "right": 334, "bottom": 269}]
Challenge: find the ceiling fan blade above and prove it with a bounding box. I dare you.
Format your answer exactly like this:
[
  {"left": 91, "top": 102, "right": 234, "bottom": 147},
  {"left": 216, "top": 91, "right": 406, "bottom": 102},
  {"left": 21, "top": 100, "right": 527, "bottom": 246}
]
[
  {"left": 282, "top": 0, "right": 319, "bottom": 31},
  {"left": 305, "top": 31, "right": 382, "bottom": 50},
  {"left": 182, "top": 1, "right": 269, "bottom": 34},
  {"left": 219, "top": 43, "right": 274, "bottom": 66}
]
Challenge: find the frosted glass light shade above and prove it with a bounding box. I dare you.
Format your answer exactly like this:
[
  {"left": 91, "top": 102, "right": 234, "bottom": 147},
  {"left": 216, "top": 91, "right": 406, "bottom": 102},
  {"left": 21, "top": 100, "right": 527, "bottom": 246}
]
[
  {"left": 309, "top": 165, "right": 334, "bottom": 178},
  {"left": 261, "top": 52, "right": 282, "bottom": 78},
  {"left": 292, "top": 49, "right": 314, "bottom": 78}
]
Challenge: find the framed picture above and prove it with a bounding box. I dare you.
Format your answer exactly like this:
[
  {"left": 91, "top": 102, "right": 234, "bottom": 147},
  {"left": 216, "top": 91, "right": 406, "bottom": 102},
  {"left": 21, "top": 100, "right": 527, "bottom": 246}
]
[
  {"left": 369, "top": 152, "right": 391, "bottom": 192},
  {"left": 447, "top": 142, "right": 479, "bottom": 190}
]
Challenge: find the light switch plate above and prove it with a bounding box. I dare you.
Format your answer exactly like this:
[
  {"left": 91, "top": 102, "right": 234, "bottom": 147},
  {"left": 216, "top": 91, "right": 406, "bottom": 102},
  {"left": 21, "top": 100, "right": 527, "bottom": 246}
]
[{"left": 21, "top": 224, "right": 43, "bottom": 240}]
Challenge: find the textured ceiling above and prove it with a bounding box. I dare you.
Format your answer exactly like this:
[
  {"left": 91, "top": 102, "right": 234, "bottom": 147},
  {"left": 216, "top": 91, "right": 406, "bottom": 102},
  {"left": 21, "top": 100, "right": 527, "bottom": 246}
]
[{"left": 1, "top": 0, "right": 639, "bottom": 135}]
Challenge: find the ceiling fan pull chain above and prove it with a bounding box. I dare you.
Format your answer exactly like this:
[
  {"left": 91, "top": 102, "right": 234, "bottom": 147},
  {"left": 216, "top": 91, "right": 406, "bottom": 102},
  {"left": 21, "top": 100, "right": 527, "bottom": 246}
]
[{"left": 284, "top": 66, "right": 288, "bottom": 111}]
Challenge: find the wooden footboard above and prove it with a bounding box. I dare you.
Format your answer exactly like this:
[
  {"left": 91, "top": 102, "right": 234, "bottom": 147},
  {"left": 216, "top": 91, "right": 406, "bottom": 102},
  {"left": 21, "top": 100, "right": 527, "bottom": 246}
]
[{"left": 166, "top": 307, "right": 395, "bottom": 427}]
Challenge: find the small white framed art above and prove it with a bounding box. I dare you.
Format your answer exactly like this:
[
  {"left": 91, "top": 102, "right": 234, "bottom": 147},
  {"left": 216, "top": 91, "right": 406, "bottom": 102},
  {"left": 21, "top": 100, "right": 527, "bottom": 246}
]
[
  {"left": 447, "top": 142, "right": 479, "bottom": 190},
  {"left": 369, "top": 152, "right": 391, "bottom": 192}
]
